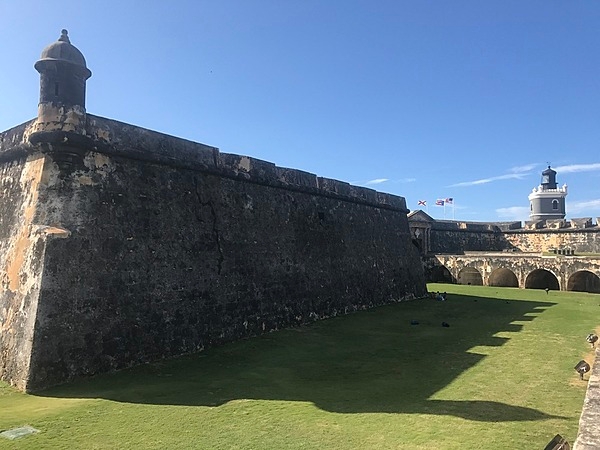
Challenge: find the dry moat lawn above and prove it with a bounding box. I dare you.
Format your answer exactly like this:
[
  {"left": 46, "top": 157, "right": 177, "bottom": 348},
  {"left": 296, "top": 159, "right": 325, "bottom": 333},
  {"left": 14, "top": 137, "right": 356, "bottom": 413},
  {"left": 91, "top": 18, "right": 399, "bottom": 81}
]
[{"left": 0, "top": 284, "right": 597, "bottom": 449}]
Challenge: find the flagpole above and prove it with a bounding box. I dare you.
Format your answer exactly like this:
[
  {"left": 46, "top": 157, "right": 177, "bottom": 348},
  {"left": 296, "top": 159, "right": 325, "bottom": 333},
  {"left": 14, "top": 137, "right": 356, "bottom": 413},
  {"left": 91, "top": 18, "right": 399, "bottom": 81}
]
[{"left": 444, "top": 198, "right": 455, "bottom": 220}]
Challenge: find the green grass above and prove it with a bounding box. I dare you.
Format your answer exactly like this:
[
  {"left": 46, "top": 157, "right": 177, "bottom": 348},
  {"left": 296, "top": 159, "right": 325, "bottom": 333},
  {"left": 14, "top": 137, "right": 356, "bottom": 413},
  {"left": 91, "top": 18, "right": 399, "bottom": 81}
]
[{"left": 1, "top": 284, "right": 597, "bottom": 449}]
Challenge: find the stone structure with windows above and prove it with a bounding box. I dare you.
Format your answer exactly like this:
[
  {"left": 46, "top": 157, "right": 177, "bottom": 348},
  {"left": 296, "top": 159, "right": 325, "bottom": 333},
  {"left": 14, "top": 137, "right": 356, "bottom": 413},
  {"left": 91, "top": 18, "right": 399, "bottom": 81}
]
[
  {"left": 408, "top": 165, "right": 600, "bottom": 293},
  {"left": 528, "top": 166, "right": 567, "bottom": 221}
]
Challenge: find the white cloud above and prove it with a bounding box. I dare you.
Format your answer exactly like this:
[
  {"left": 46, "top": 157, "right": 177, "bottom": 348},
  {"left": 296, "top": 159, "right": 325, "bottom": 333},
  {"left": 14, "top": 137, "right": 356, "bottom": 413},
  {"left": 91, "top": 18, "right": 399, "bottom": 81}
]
[
  {"left": 509, "top": 163, "right": 537, "bottom": 174},
  {"left": 450, "top": 172, "right": 528, "bottom": 187},
  {"left": 447, "top": 161, "right": 600, "bottom": 188},
  {"left": 495, "top": 206, "right": 530, "bottom": 221},
  {"left": 365, "top": 178, "right": 389, "bottom": 185},
  {"left": 554, "top": 163, "right": 600, "bottom": 174},
  {"left": 355, "top": 177, "right": 415, "bottom": 186},
  {"left": 452, "top": 162, "right": 600, "bottom": 188},
  {"left": 567, "top": 199, "right": 600, "bottom": 215}
]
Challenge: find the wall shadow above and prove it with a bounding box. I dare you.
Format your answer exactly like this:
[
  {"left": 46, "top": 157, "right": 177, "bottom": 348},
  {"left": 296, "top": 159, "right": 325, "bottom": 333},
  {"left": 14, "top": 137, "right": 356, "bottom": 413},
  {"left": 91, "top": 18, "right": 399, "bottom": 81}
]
[{"left": 37, "top": 293, "right": 562, "bottom": 422}]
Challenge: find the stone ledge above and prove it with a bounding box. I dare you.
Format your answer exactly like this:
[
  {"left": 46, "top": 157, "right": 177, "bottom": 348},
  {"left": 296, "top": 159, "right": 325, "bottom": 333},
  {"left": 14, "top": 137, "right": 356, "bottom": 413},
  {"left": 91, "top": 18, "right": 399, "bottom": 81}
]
[
  {"left": 573, "top": 347, "right": 599, "bottom": 449},
  {"left": 572, "top": 218, "right": 593, "bottom": 229},
  {"left": 1, "top": 115, "right": 408, "bottom": 212},
  {"left": 546, "top": 219, "right": 567, "bottom": 229}
]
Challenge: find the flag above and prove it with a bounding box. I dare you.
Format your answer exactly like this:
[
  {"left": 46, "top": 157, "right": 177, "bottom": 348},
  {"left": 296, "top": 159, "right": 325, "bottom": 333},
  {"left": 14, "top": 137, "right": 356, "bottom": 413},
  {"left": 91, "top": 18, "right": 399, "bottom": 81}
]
[
  {"left": 418, "top": 200, "right": 426, "bottom": 206},
  {"left": 445, "top": 198, "right": 454, "bottom": 204},
  {"left": 435, "top": 199, "right": 445, "bottom": 206}
]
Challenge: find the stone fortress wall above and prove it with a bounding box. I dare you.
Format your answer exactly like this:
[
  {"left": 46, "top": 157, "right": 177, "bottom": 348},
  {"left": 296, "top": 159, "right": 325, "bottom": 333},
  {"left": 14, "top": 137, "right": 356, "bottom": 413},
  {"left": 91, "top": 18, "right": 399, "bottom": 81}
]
[
  {"left": 409, "top": 212, "right": 600, "bottom": 257},
  {"left": 0, "top": 116, "right": 426, "bottom": 392},
  {"left": 503, "top": 227, "right": 600, "bottom": 254},
  {"left": 428, "top": 219, "right": 600, "bottom": 255},
  {"left": 408, "top": 211, "right": 600, "bottom": 292}
]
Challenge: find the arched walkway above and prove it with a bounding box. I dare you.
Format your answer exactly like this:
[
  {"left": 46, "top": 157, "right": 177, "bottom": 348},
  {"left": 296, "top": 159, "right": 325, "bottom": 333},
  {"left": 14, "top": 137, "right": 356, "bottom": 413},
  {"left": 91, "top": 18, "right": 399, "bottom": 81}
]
[
  {"left": 429, "top": 265, "right": 453, "bottom": 283},
  {"left": 434, "top": 254, "right": 600, "bottom": 292},
  {"left": 525, "top": 269, "right": 559, "bottom": 290},
  {"left": 489, "top": 268, "right": 518, "bottom": 287},
  {"left": 457, "top": 267, "right": 483, "bottom": 285},
  {"left": 567, "top": 270, "right": 600, "bottom": 293}
]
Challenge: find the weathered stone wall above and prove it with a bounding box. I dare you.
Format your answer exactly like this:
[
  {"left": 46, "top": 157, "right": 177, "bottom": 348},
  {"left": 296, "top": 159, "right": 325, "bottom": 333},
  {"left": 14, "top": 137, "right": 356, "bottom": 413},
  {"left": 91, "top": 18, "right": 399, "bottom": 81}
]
[
  {"left": 574, "top": 347, "right": 600, "bottom": 449},
  {"left": 0, "top": 151, "right": 53, "bottom": 391},
  {"left": 1, "top": 115, "right": 426, "bottom": 390},
  {"left": 503, "top": 229, "right": 600, "bottom": 253},
  {"left": 429, "top": 229, "right": 510, "bottom": 254},
  {"left": 427, "top": 226, "right": 600, "bottom": 255}
]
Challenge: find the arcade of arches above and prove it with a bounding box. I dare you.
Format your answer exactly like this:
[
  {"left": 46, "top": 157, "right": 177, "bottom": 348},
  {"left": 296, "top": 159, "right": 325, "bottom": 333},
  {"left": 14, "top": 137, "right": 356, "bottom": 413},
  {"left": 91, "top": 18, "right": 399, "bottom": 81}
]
[
  {"left": 431, "top": 255, "right": 600, "bottom": 294},
  {"left": 453, "top": 266, "right": 600, "bottom": 292}
]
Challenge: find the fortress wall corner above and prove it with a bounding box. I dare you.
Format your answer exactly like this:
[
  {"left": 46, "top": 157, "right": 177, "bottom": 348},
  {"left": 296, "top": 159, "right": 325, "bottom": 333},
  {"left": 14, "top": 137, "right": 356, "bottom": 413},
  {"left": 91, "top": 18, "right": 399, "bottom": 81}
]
[
  {"left": 1, "top": 118, "right": 426, "bottom": 390},
  {"left": 0, "top": 152, "right": 59, "bottom": 391}
]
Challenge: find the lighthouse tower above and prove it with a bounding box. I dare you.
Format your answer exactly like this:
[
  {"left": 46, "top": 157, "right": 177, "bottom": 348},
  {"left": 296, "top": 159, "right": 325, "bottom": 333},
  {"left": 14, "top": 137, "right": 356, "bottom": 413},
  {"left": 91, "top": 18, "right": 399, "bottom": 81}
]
[{"left": 528, "top": 166, "right": 567, "bottom": 220}]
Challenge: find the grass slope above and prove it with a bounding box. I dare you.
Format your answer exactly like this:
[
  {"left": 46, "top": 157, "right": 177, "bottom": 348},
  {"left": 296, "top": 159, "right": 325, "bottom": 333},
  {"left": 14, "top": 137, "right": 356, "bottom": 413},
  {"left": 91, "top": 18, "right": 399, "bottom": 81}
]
[{"left": 0, "top": 284, "right": 597, "bottom": 449}]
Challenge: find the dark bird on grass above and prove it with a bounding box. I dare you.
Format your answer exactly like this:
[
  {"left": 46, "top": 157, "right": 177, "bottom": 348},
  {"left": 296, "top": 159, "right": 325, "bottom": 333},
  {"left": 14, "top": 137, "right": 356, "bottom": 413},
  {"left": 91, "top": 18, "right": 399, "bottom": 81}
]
[{"left": 442, "top": 322, "right": 450, "bottom": 327}]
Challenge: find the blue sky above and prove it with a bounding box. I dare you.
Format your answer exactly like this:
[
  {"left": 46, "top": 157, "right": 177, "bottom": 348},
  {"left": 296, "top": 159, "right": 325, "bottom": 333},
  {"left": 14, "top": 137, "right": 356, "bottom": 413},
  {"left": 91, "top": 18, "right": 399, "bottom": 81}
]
[{"left": 2, "top": 1, "right": 600, "bottom": 222}]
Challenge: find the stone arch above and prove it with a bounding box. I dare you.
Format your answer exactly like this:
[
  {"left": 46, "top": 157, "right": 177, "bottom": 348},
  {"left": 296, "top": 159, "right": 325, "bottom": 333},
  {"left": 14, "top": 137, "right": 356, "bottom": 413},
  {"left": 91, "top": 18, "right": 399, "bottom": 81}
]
[
  {"left": 525, "top": 269, "right": 560, "bottom": 291},
  {"left": 488, "top": 268, "right": 519, "bottom": 288},
  {"left": 457, "top": 267, "right": 483, "bottom": 285},
  {"left": 567, "top": 270, "right": 600, "bottom": 294},
  {"left": 429, "top": 265, "right": 453, "bottom": 283}
]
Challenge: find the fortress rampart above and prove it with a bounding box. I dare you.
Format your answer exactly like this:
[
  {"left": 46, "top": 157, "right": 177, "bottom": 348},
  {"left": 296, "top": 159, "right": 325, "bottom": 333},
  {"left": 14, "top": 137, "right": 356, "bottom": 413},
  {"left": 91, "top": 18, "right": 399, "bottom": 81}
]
[
  {"left": 0, "top": 116, "right": 426, "bottom": 391},
  {"left": 502, "top": 228, "right": 600, "bottom": 254},
  {"left": 409, "top": 211, "right": 600, "bottom": 293},
  {"left": 430, "top": 226, "right": 600, "bottom": 254},
  {"left": 409, "top": 211, "right": 600, "bottom": 256}
]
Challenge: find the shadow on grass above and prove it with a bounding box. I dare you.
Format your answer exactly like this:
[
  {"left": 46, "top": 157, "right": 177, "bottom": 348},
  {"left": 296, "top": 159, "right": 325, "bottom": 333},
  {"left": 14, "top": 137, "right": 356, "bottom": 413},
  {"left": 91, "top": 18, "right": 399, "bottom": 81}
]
[{"left": 38, "top": 292, "right": 563, "bottom": 422}]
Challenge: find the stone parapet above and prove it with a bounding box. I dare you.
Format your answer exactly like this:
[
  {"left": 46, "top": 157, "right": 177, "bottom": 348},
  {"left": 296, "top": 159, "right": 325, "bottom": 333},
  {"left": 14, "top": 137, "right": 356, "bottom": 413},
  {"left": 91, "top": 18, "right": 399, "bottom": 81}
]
[
  {"left": 432, "top": 221, "right": 498, "bottom": 232},
  {"left": 571, "top": 218, "right": 593, "bottom": 229},
  {"left": 0, "top": 115, "right": 407, "bottom": 213},
  {"left": 525, "top": 220, "right": 544, "bottom": 230},
  {"left": 428, "top": 220, "right": 522, "bottom": 233},
  {"left": 546, "top": 219, "right": 567, "bottom": 229},
  {"left": 574, "top": 347, "right": 600, "bottom": 449},
  {"left": 85, "top": 115, "right": 407, "bottom": 211},
  {"left": 0, "top": 120, "right": 36, "bottom": 159},
  {"left": 495, "top": 221, "right": 522, "bottom": 231}
]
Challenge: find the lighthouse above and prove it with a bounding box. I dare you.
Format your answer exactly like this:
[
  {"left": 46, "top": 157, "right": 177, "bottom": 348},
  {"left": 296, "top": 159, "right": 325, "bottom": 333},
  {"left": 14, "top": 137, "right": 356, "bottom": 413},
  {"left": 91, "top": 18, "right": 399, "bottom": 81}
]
[{"left": 528, "top": 166, "right": 567, "bottom": 220}]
